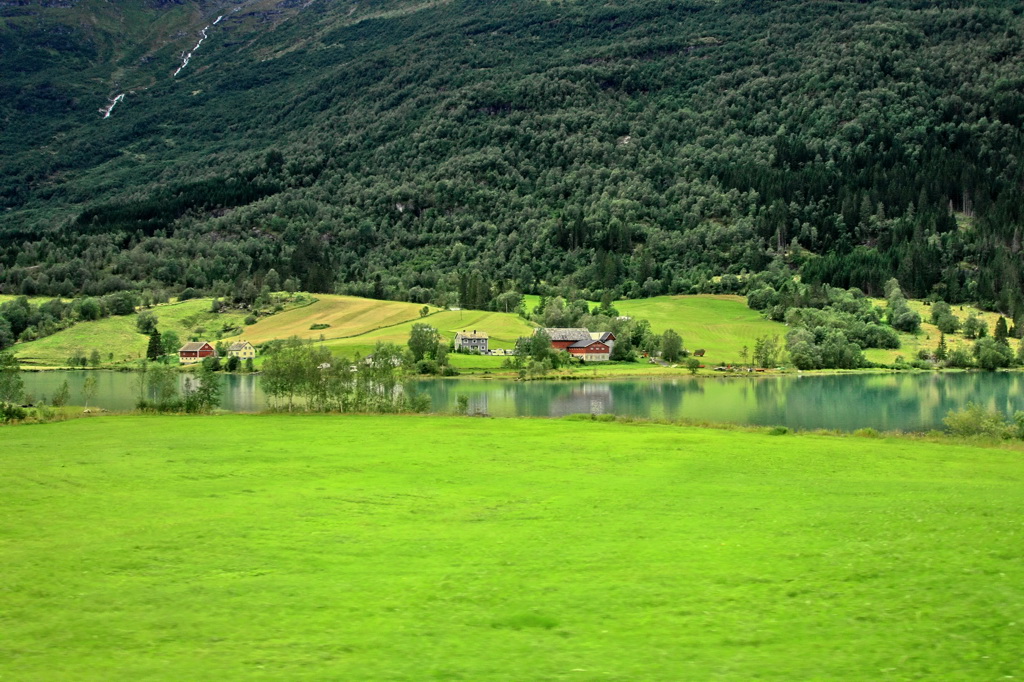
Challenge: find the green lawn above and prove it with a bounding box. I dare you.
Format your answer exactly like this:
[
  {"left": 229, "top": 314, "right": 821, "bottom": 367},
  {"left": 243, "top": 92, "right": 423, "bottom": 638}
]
[
  {"left": 2, "top": 415, "right": 1022, "bottom": 680},
  {"left": 615, "top": 295, "right": 788, "bottom": 364}
]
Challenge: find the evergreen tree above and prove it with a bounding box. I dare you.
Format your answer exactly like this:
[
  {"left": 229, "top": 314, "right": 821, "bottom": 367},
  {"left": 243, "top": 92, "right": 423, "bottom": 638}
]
[
  {"left": 146, "top": 330, "right": 163, "bottom": 361},
  {"left": 995, "top": 316, "right": 1009, "bottom": 345}
]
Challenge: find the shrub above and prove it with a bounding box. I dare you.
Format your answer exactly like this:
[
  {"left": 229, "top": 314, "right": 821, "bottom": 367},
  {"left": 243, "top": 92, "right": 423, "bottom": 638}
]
[
  {"left": 767, "top": 426, "right": 790, "bottom": 435},
  {"left": 943, "top": 403, "right": 1009, "bottom": 438}
]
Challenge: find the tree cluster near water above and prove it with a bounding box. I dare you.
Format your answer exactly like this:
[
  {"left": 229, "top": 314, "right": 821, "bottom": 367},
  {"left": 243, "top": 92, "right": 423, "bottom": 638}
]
[
  {"left": 260, "top": 338, "right": 430, "bottom": 413},
  {"left": 2, "top": 1, "right": 1023, "bottom": 319},
  {"left": 134, "top": 361, "right": 222, "bottom": 413},
  {"left": 749, "top": 278, "right": 904, "bottom": 369}
]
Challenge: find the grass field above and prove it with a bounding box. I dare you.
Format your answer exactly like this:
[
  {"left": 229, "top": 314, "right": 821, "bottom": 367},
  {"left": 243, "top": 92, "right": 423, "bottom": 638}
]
[
  {"left": 321, "top": 308, "right": 537, "bottom": 359},
  {"left": 2, "top": 415, "right": 1022, "bottom": 680},
  {"left": 12, "top": 299, "right": 253, "bottom": 368},
  {"left": 615, "top": 295, "right": 788, "bottom": 364},
  {"left": 222, "top": 294, "right": 436, "bottom": 345}
]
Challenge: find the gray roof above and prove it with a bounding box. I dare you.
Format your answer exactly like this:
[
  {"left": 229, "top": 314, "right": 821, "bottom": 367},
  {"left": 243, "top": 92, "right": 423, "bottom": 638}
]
[
  {"left": 541, "top": 328, "right": 592, "bottom": 341},
  {"left": 179, "top": 342, "right": 212, "bottom": 352},
  {"left": 227, "top": 341, "right": 251, "bottom": 351}
]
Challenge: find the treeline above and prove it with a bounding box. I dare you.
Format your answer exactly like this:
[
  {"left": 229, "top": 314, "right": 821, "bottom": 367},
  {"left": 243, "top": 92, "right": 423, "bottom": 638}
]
[{"left": 2, "top": 0, "right": 1024, "bottom": 316}]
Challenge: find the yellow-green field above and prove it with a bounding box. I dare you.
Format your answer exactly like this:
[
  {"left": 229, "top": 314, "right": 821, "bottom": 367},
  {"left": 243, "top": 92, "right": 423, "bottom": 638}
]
[
  {"left": 863, "top": 299, "right": 1009, "bottom": 365},
  {"left": 322, "top": 309, "right": 538, "bottom": 359},
  {"left": 615, "top": 295, "right": 788, "bottom": 364},
  {"left": 12, "top": 299, "right": 252, "bottom": 368},
  {"left": 223, "top": 294, "right": 436, "bottom": 345}
]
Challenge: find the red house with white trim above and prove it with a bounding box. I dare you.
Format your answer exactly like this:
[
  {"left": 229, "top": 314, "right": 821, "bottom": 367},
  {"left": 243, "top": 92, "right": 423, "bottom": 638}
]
[
  {"left": 178, "top": 341, "right": 217, "bottom": 364},
  {"left": 541, "top": 328, "right": 616, "bottom": 362}
]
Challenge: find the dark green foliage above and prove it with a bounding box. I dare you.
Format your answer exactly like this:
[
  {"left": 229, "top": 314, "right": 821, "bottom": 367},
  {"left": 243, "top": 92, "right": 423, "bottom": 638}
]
[
  {"left": 946, "top": 346, "right": 975, "bottom": 368},
  {"left": 407, "top": 323, "right": 442, "bottom": 364},
  {"left": 146, "top": 330, "right": 162, "bottom": 361},
  {"left": 973, "top": 337, "right": 1014, "bottom": 370},
  {"left": 0, "top": 0, "right": 1023, "bottom": 313},
  {"left": 994, "top": 316, "right": 1009, "bottom": 344},
  {"left": 661, "top": 330, "right": 683, "bottom": 363},
  {"left": 136, "top": 310, "right": 158, "bottom": 335}
]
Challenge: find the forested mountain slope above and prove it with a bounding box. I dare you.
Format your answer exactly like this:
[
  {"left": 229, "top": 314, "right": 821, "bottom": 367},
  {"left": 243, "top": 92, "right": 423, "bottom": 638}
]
[{"left": 2, "top": 0, "right": 1022, "bottom": 315}]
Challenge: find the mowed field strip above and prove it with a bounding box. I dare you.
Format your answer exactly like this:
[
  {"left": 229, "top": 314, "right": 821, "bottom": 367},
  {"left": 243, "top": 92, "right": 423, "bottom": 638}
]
[
  {"left": 2, "top": 415, "right": 1022, "bottom": 680},
  {"left": 321, "top": 308, "right": 538, "bottom": 358},
  {"left": 223, "top": 294, "right": 435, "bottom": 344}
]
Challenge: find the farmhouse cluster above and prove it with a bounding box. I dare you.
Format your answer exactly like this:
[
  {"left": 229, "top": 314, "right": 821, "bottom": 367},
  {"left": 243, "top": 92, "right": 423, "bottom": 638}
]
[
  {"left": 454, "top": 327, "right": 616, "bottom": 361},
  {"left": 178, "top": 340, "right": 255, "bottom": 364}
]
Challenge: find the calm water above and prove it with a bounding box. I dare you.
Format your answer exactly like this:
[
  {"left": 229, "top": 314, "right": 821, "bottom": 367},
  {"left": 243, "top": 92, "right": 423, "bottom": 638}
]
[{"left": 18, "top": 370, "right": 1024, "bottom": 432}]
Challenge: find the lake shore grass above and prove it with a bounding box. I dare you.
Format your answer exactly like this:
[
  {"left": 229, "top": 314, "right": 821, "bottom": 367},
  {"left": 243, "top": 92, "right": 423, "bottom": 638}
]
[{"left": 3, "top": 414, "right": 1023, "bottom": 680}]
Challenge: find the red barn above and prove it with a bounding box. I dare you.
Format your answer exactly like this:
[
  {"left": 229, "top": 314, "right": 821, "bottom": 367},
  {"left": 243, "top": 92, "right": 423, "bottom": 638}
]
[{"left": 178, "top": 341, "right": 217, "bottom": 364}]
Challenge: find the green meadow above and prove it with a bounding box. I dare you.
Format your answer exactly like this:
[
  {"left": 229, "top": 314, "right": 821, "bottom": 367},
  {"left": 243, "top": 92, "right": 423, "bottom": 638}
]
[
  {"left": 614, "top": 295, "right": 788, "bottom": 364},
  {"left": 2, "top": 415, "right": 1022, "bottom": 680},
  {"left": 13, "top": 299, "right": 254, "bottom": 368}
]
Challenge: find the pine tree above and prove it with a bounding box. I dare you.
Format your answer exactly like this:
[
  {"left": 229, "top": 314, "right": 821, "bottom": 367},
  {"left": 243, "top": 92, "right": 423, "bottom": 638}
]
[
  {"left": 935, "top": 333, "right": 948, "bottom": 362},
  {"left": 995, "top": 316, "right": 1009, "bottom": 345},
  {"left": 146, "top": 330, "right": 163, "bottom": 360}
]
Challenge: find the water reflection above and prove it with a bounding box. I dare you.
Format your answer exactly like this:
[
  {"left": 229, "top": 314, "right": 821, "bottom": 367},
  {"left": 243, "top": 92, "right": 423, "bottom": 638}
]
[{"left": 18, "top": 371, "right": 1024, "bottom": 432}]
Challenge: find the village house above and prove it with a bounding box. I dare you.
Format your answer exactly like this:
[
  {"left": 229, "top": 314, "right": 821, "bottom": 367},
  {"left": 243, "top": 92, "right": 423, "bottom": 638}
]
[
  {"left": 541, "top": 328, "right": 616, "bottom": 362},
  {"left": 178, "top": 341, "right": 217, "bottom": 364},
  {"left": 455, "top": 329, "right": 489, "bottom": 353},
  {"left": 226, "top": 340, "right": 256, "bottom": 360}
]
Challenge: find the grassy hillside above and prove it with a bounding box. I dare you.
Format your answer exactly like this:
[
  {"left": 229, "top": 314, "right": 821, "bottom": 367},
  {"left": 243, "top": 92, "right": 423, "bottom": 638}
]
[
  {"left": 222, "top": 294, "right": 434, "bottom": 345},
  {"left": 2, "top": 414, "right": 1022, "bottom": 680},
  {"left": 12, "top": 298, "right": 252, "bottom": 367},
  {"left": 863, "top": 299, "right": 1012, "bottom": 365},
  {"left": 321, "top": 308, "right": 538, "bottom": 359},
  {"left": 616, "top": 295, "right": 788, "bottom": 364}
]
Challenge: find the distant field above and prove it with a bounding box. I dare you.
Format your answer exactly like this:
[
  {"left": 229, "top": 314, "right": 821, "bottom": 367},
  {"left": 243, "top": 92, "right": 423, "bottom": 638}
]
[
  {"left": 322, "top": 308, "right": 537, "bottom": 358},
  {"left": 12, "top": 299, "right": 251, "bottom": 367},
  {"left": 223, "top": 294, "right": 434, "bottom": 345},
  {"left": 615, "top": 295, "right": 788, "bottom": 364},
  {"left": 863, "top": 299, "right": 1011, "bottom": 365},
  {"left": 2, "top": 415, "right": 1022, "bottom": 680}
]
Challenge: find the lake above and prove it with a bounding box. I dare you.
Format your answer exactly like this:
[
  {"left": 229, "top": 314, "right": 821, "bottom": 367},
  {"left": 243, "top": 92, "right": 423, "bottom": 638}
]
[{"left": 18, "top": 370, "right": 1024, "bottom": 432}]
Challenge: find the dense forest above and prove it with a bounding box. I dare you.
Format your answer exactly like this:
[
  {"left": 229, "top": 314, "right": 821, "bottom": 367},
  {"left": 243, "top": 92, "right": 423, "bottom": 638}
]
[{"left": 1, "top": 0, "right": 1023, "bottom": 317}]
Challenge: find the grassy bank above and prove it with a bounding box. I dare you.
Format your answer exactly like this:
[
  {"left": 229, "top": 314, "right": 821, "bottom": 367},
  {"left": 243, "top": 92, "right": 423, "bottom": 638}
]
[{"left": 2, "top": 415, "right": 1022, "bottom": 680}]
